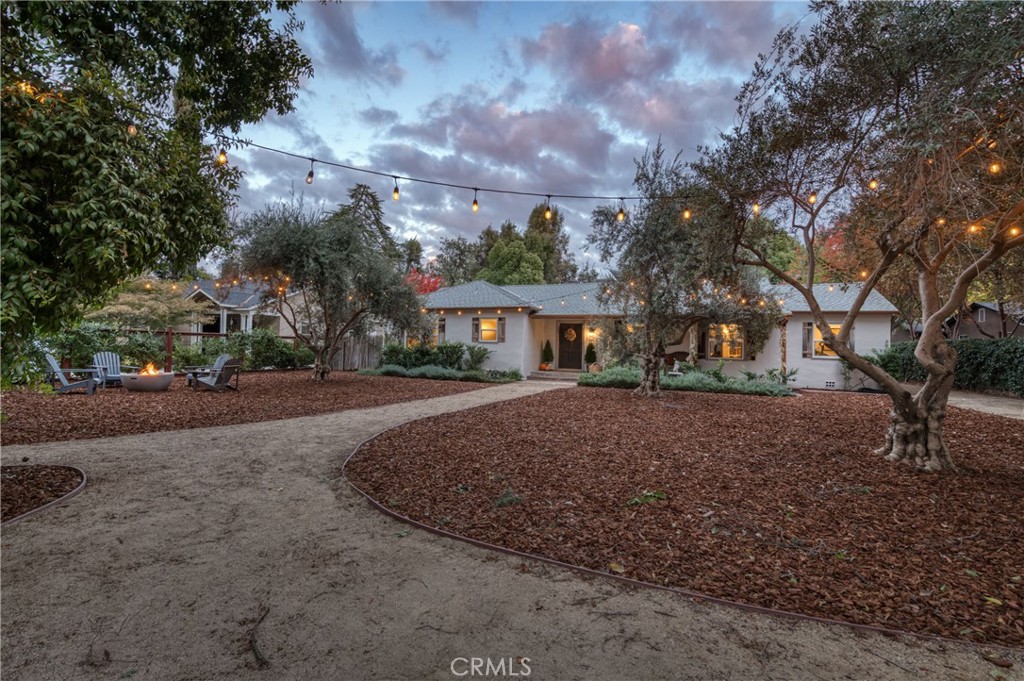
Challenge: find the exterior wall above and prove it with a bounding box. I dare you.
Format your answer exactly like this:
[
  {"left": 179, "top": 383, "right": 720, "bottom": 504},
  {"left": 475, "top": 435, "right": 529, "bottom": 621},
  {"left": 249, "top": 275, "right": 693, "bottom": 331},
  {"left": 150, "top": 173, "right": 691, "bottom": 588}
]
[
  {"left": 439, "top": 310, "right": 532, "bottom": 376},
  {"left": 528, "top": 317, "right": 604, "bottom": 371},
  {"left": 680, "top": 312, "right": 893, "bottom": 390},
  {"left": 954, "top": 307, "right": 1024, "bottom": 339}
]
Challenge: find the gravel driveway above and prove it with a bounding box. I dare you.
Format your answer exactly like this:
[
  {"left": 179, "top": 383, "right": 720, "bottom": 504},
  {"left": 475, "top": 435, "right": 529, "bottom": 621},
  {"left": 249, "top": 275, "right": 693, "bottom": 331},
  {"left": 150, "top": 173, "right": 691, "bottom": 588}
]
[{"left": 2, "top": 381, "right": 1019, "bottom": 680}]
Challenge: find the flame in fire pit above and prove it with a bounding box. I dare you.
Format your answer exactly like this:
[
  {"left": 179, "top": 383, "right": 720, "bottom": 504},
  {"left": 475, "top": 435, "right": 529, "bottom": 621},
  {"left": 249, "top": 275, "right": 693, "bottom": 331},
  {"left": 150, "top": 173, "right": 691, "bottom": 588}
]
[{"left": 140, "top": 363, "right": 160, "bottom": 376}]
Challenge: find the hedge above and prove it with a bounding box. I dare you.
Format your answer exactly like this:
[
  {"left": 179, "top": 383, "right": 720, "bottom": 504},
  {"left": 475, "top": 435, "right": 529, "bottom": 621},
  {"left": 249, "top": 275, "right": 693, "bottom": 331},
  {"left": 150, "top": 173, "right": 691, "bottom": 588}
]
[
  {"left": 360, "top": 364, "right": 522, "bottom": 384},
  {"left": 379, "top": 341, "right": 467, "bottom": 369},
  {"left": 578, "top": 366, "right": 794, "bottom": 397},
  {"left": 870, "top": 337, "right": 1024, "bottom": 397}
]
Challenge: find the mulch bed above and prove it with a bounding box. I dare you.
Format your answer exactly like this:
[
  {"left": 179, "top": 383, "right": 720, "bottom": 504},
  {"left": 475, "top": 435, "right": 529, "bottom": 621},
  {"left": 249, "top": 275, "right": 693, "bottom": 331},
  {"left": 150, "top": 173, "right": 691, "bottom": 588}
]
[
  {"left": 0, "top": 370, "right": 489, "bottom": 446},
  {"left": 346, "top": 388, "right": 1024, "bottom": 647},
  {"left": 1, "top": 465, "right": 83, "bottom": 523}
]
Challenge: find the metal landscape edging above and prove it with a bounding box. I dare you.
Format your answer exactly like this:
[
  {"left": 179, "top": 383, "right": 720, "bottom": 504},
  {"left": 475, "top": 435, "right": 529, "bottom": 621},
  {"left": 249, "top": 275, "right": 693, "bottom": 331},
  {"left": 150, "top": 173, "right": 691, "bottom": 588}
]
[
  {"left": 341, "top": 434, "right": 1023, "bottom": 656},
  {"left": 1, "top": 464, "right": 87, "bottom": 527}
]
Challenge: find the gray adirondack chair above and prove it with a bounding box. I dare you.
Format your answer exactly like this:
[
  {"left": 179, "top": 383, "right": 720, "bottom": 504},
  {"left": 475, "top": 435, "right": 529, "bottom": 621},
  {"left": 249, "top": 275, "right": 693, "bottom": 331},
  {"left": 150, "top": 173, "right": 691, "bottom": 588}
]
[
  {"left": 192, "top": 357, "right": 241, "bottom": 391},
  {"left": 184, "top": 353, "right": 233, "bottom": 388},
  {"left": 44, "top": 353, "right": 101, "bottom": 395},
  {"left": 91, "top": 351, "right": 139, "bottom": 387}
]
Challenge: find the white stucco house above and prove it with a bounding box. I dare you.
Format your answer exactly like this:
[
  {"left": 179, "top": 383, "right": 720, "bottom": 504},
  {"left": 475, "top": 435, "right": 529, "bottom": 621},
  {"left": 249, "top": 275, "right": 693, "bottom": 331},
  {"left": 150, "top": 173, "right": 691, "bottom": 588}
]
[
  {"left": 423, "top": 280, "right": 898, "bottom": 390},
  {"left": 177, "top": 280, "right": 300, "bottom": 343}
]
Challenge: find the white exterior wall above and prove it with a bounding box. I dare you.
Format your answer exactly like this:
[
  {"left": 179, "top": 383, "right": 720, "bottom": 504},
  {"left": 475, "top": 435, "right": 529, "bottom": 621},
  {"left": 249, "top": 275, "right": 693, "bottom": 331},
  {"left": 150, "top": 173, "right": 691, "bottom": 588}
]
[
  {"left": 683, "top": 312, "right": 893, "bottom": 390},
  {"left": 440, "top": 310, "right": 531, "bottom": 376},
  {"left": 528, "top": 317, "right": 604, "bottom": 371}
]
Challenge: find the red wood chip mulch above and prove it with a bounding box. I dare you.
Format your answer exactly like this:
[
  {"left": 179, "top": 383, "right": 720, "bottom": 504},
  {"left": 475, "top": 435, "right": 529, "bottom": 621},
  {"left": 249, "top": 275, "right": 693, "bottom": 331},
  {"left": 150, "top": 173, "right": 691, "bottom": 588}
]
[
  {"left": 1, "top": 465, "right": 83, "bottom": 523},
  {"left": 0, "top": 370, "right": 489, "bottom": 446},
  {"left": 346, "top": 387, "right": 1024, "bottom": 647}
]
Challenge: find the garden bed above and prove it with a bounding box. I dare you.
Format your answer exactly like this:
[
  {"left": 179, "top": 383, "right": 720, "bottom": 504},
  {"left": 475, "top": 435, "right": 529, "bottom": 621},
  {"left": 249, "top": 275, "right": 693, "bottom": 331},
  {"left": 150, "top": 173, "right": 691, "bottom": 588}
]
[
  {"left": 0, "top": 370, "right": 490, "bottom": 446},
  {"left": 345, "top": 387, "right": 1024, "bottom": 647}
]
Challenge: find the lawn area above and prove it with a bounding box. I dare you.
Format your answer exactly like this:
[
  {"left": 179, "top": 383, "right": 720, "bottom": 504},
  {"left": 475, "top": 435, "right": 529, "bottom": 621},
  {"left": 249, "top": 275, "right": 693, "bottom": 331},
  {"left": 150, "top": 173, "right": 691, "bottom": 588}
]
[
  {"left": 0, "top": 370, "right": 490, "bottom": 445},
  {"left": 345, "top": 387, "right": 1024, "bottom": 647}
]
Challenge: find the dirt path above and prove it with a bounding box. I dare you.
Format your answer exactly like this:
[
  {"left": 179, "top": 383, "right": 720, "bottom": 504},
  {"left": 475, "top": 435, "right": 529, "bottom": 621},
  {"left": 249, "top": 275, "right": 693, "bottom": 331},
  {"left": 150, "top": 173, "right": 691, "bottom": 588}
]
[{"left": 1, "top": 382, "right": 1019, "bottom": 680}]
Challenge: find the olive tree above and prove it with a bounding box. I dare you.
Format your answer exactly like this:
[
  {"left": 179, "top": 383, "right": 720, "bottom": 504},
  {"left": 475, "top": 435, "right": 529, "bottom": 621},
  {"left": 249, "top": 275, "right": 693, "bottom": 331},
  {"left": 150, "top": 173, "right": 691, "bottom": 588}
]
[
  {"left": 238, "top": 187, "right": 421, "bottom": 380},
  {"left": 694, "top": 1, "right": 1024, "bottom": 471}
]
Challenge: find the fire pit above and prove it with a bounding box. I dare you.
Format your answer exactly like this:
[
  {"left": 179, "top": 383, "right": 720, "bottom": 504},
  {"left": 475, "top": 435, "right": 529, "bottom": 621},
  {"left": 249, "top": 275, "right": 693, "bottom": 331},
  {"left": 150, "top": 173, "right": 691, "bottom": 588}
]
[{"left": 121, "top": 363, "right": 174, "bottom": 392}]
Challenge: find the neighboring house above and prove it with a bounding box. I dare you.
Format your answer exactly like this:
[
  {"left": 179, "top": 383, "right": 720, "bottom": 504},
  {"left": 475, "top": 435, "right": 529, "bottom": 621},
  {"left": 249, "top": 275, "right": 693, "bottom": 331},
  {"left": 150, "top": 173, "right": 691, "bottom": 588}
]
[
  {"left": 177, "top": 280, "right": 299, "bottom": 343},
  {"left": 948, "top": 302, "right": 1024, "bottom": 339},
  {"left": 668, "top": 283, "right": 898, "bottom": 390},
  {"left": 425, "top": 280, "right": 898, "bottom": 390},
  {"left": 424, "top": 280, "right": 612, "bottom": 376}
]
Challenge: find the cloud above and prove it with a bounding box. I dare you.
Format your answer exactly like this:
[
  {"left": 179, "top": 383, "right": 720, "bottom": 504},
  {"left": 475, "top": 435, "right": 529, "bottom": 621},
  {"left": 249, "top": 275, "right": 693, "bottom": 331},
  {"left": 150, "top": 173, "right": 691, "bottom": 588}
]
[
  {"left": 300, "top": 3, "right": 405, "bottom": 87},
  {"left": 358, "top": 107, "right": 400, "bottom": 127},
  {"left": 414, "top": 39, "right": 450, "bottom": 64},
  {"left": 428, "top": 1, "right": 482, "bottom": 27}
]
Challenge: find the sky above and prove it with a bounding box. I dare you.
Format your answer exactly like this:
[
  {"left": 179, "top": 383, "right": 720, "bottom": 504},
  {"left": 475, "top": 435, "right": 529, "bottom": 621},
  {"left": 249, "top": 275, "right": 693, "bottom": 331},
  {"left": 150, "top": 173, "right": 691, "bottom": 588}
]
[{"left": 232, "top": 1, "right": 809, "bottom": 269}]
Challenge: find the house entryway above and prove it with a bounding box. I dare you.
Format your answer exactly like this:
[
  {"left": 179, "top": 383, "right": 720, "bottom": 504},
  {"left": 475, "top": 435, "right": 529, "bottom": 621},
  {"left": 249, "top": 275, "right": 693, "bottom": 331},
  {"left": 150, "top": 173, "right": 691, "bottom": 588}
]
[{"left": 558, "top": 323, "right": 584, "bottom": 370}]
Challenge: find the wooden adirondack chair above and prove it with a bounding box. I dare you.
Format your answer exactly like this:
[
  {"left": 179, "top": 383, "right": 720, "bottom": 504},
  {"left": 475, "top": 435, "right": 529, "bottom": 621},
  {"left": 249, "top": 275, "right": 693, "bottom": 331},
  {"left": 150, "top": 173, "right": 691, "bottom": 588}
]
[
  {"left": 91, "top": 351, "right": 139, "bottom": 387},
  {"left": 44, "top": 353, "right": 101, "bottom": 395},
  {"left": 184, "top": 353, "right": 233, "bottom": 388},
  {"left": 190, "top": 356, "right": 241, "bottom": 391}
]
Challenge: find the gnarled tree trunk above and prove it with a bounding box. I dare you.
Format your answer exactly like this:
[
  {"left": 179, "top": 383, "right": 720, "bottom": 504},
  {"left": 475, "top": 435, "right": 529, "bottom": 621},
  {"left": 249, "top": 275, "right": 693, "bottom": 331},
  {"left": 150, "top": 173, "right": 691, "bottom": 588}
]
[
  {"left": 311, "top": 348, "right": 331, "bottom": 381},
  {"left": 635, "top": 341, "right": 663, "bottom": 397},
  {"left": 875, "top": 381, "right": 956, "bottom": 472}
]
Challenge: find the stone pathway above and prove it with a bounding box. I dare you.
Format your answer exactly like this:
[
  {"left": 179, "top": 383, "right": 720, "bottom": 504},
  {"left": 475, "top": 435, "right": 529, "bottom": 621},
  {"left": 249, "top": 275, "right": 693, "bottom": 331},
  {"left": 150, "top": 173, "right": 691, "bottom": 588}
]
[{"left": 2, "top": 382, "right": 1019, "bottom": 680}]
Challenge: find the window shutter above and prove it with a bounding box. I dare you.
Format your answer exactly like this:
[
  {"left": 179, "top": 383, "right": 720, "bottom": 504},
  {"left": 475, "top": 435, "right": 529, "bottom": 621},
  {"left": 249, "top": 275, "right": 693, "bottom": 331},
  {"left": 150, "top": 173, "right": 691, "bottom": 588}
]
[
  {"left": 472, "top": 318, "right": 479, "bottom": 343},
  {"left": 697, "top": 328, "right": 707, "bottom": 359},
  {"left": 802, "top": 322, "right": 813, "bottom": 358},
  {"left": 498, "top": 317, "right": 506, "bottom": 342}
]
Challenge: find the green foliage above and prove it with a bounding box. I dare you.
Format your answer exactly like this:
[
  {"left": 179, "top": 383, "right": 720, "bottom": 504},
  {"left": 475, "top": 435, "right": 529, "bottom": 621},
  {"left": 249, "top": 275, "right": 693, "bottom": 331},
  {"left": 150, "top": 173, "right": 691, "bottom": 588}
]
[
  {"left": 872, "top": 339, "right": 1024, "bottom": 397},
  {"left": 0, "top": 1, "right": 312, "bottom": 383},
  {"left": 431, "top": 236, "right": 484, "bottom": 286},
  {"left": 541, "top": 340, "right": 555, "bottom": 364},
  {"left": 407, "top": 365, "right": 463, "bottom": 381},
  {"left": 493, "top": 489, "right": 522, "bottom": 508},
  {"left": 238, "top": 190, "right": 421, "bottom": 379},
  {"left": 627, "top": 490, "right": 667, "bottom": 506},
  {"left": 523, "top": 202, "right": 579, "bottom": 283},
  {"left": 477, "top": 239, "right": 545, "bottom": 285},
  {"left": 379, "top": 341, "right": 467, "bottom": 370},
  {"left": 464, "top": 344, "right": 491, "bottom": 371},
  {"left": 584, "top": 342, "right": 597, "bottom": 365},
  {"left": 741, "top": 367, "right": 799, "bottom": 385},
  {"left": 85, "top": 277, "right": 215, "bottom": 330},
  {"left": 372, "top": 364, "right": 409, "bottom": 378},
  {"left": 360, "top": 364, "right": 521, "bottom": 384},
  {"left": 578, "top": 365, "right": 794, "bottom": 397}
]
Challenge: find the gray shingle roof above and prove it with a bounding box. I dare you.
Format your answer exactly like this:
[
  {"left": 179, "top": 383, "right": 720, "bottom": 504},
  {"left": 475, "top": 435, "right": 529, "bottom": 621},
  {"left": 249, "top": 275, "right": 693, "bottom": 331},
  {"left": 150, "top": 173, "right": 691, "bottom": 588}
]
[
  {"left": 424, "top": 280, "right": 614, "bottom": 316},
  {"left": 186, "top": 280, "right": 270, "bottom": 309},
  {"left": 777, "top": 282, "right": 898, "bottom": 314}
]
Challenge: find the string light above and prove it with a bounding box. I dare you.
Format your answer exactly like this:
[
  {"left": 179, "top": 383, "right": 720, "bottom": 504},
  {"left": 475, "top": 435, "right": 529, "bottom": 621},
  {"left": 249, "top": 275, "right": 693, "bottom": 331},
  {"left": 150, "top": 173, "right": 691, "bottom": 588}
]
[
  {"left": 860, "top": 270, "right": 868, "bottom": 279},
  {"left": 989, "top": 162, "right": 1002, "bottom": 175},
  {"left": 828, "top": 284, "right": 835, "bottom": 292},
  {"left": 1010, "top": 226, "right": 1021, "bottom": 237},
  {"left": 617, "top": 199, "right": 626, "bottom": 222},
  {"left": 306, "top": 159, "right": 314, "bottom": 185},
  {"left": 936, "top": 218, "right": 946, "bottom": 225},
  {"left": 217, "top": 148, "right": 228, "bottom": 165},
  {"left": 752, "top": 203, "right": 761, "bottom": 216},
  {"left": 808, "top": 192, "right": 817, "bottom": 205},
  {"left": 544, "top": 196, "right": 552, "bottom": 220},
  {"left": 127, "top": 123, "right": 138, "bottom": 137},
  {"left": 392, "top": 177, "right": 400, "bottom": 201},
  {"left": 472, "top": 188, "right": 480, "bottom": 212},
  {"left": 968, "top": 224, "right": 981, "bottom": 233},
  {"left": 682, "top": 209, "right": 692, "bottom": 221},
  {"left": 868, "top": 179, "right": 878, "bottom": 190}
]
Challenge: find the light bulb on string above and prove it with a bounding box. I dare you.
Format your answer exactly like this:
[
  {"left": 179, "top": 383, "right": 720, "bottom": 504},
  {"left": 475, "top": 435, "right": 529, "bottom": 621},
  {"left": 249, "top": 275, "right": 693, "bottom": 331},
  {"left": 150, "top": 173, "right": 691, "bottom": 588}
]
[
  {"left": 1010, "top": 226, "right": 1021, "bottom": 237},
  {"left": 989, "top": 162, "right": 1002, "bottom": 175},
  {"left": 868, "top": 179, "right": 878, "bottom": 190},
  {"left": 544, "top": 196, "right": 552, "bottom": 220},
  {"left": 752, "top": 203, "right": 761, "bottom": 216},
  {"left": 682, "top": 209, "right": 692, "bottom": 221},
  {"left": 217, "top": 148, "right": 228, "bottom": 165},
  {"left": 392, "top": 177, "right": 400, "bottom": 201},
  {"left": 472, "top": 188, "right": 480, "bottom": 213},
  {"left": 306, "top": 159, "right": 314, "bottom": 185},
  {"left": 808, "top": 192, "right": 817, "bottom": 205},
  {"left": 127, "top": 123, "right": 138, "bottom": 137},
  {"left": 617, "top": 199, "right": 626, "bottom": 222}
]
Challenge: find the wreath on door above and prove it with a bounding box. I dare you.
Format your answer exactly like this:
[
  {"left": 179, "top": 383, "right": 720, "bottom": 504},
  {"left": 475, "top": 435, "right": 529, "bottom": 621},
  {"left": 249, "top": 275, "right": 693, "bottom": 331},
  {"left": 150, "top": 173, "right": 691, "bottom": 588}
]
[{"left": 563, "top": 328, "right": 577, "bottom": 342}]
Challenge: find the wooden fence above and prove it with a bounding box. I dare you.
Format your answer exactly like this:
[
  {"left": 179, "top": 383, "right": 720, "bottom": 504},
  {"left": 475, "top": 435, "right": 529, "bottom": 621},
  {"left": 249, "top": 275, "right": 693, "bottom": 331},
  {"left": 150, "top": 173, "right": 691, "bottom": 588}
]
[{"left": 330, "top": 335, "right": 383, "bottom": 371}]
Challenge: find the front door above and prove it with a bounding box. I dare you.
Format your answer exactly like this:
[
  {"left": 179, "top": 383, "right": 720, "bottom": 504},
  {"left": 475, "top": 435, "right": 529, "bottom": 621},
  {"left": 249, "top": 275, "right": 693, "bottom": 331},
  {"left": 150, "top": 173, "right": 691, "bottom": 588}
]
[{"left": 558, "top": 323, "right": 583, "bottom": 369}]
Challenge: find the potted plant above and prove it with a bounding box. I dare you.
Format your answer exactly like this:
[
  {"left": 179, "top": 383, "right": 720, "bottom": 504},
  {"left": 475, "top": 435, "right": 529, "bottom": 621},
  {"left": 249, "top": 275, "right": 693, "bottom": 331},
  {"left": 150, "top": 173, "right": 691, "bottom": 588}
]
[
  {"left": 540, "top": 340, "right": 554, "bottom": 370},
  {"left": 584, "top": 342, "right": 597, "bottom": 371}
]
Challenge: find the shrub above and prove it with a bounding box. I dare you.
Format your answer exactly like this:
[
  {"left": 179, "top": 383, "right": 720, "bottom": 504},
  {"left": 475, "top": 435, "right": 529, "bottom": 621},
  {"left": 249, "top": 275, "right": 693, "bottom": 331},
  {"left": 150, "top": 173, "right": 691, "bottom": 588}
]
[
  {"left": 375, "top": 364, "right": 410, "bottom": 377},
  {"left": 584, "top": 342, "right": 597, "bottom": 365},
  {"left": 293, "top": 347, "right": 316, "bottom": 367},
  {"left": 541, "top": 340, "right": 554, "bottom": 364},
  {"left": 579, "top": 365, "right": 793, "bottom": 397},
  {"left": 408, "top": 365, "right": 463, "bottom": 381},
  {"left": 871, "top": 338, "right": 1024, "bottom": 397},
  {"left": 380, "top": 342, "right": 411, "bottom": 368},
  {"left": 433, "top": 341, "right": 467, "bottom": 369},
  {"left": 487, "top": 368, "right": 522, "bottom": 382},
  {"left": 378, "top": 341, "right": 467, "bottom": 370},
  {"left": 464, "top": 344, "right": 491, "bottom": 371}
]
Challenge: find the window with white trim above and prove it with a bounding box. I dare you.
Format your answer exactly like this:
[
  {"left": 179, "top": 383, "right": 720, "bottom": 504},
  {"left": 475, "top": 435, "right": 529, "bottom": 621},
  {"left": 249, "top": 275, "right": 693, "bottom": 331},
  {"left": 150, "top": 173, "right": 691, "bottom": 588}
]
[
  {"left": 707, "top": 323, "right": 745, "bottom": 360},
  {"left": 976, "top": 307, "right": 987, "bottom": 324},
  {"left": 435, "top": 317, "right": 446, "bottom": 345},
  {"left": 472, "top": 317, "right": 506, "bottom": 343},
  {"left": 802, "top": 322, "right": 853, "bottom": 358}
]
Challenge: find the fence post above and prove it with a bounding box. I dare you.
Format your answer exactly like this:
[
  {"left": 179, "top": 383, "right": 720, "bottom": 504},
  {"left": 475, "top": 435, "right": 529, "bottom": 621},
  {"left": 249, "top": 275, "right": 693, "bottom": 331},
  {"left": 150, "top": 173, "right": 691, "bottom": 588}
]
[{"left": 164, "top": 327, "right": 174, "bottom": 373}]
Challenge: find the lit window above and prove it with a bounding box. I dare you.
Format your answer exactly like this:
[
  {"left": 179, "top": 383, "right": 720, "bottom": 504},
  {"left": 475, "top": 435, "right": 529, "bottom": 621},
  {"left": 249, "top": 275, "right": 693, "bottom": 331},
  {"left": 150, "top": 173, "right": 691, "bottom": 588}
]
[
  {"left": 707, "top": 324, "right": 745, "bottom": 360},
  {"left": 472, "top": 317, "right": 505, "bottom": 343},
  {"left": 814, "top": 324, "right": 842, "bottom": 357}
]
